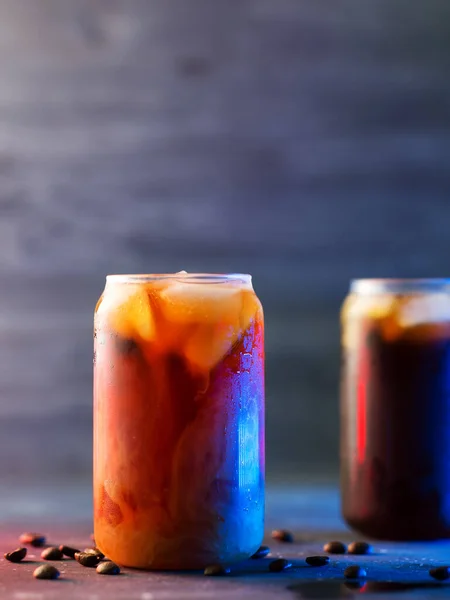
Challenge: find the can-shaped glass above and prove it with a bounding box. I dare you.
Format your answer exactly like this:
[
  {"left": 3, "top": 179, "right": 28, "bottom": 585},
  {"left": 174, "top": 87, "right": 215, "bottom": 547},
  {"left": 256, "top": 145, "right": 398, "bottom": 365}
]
[
  {"left": 341, "top": 279, "right": 450, "bottom": 540},
  {"left": 94, "top": 273, "right": 265, "bottom": 568}
]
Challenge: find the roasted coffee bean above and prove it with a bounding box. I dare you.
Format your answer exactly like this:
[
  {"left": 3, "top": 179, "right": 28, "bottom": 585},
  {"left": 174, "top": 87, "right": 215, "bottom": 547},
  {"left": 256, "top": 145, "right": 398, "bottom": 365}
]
[
  {"left": 33, "top": 565, "right": 60, "bottom": 580},
  {"left": 75, "top": 551, "right": 102, "bottom": 568},
  {"left": 429, "top": 566, "right": 450, "bottom": 581},
  {"left": 204, "top": 564, "right": 230, "bottom": 576},
  {"left": 344, "top": 565, "right": 367, "bottom": 579},
  {"left": 269, "top": 558, "right": 292, "bottom": 572},
  {"left": 344, "top": 581, "right": 366, "bottom": 591},
  {"left": 19, "top": 533, "right": 46, "bottom": 547},
  {"left": 84, "top": 547, "right": 105, "bottom": 559},
  {"left": 251, "top": 545, "right": 271, "bottom": 559},
  {"left": 41, "top": 547, "right": 64, "bottom": 561},
  {"left": 305, "top": 555, "right": 330, "bottom": 567},
  {"left": 97, "top": 561, "right": 120, "bottom": 575},
  {"left": 4, "top": 547, "right": 27, "bottom": 563},
  {"left": 323, "top": 541, "right": 347, "bottom": 554},
  {"left": 59, "top": 545, "right": 80, "bottom": 559},
  {"left": 271, "top": 529, "right": 294, "bottom": 543},
  {"left": 348, "top": 541, "right": 373, "bottom": 555}
]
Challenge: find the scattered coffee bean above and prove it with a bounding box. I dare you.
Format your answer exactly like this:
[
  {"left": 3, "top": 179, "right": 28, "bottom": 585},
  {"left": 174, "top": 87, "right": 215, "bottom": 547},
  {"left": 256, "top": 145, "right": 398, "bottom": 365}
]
[
  {"left": 429, "top": 566, "right": 450, "bottom": 581},
  {"left": 271, "top": 529, "right": 294, "bottom": 543},
  {"left": 204, "top": 564, "right": 230, "bottom": 576},
  {"left": 344, "top": 565, "right": 367, "bottom": 579},
  {"left": 41, "top": 547, "right": 64, "bottom": 561},
  {"left": 33, "top": 564, "right": 60, "bottom": 580},
  {"left": 348, "top": 541, "right": 373, "bottom": 555},
  {"left": 344, "top": 581, "right": 366, "bottom": 591},
  {"left": 59, "top": 545, "right": 80, "bottom": 559},
  {"left": 84, "top": 547, "right": 105, "bottom": 559},
  {"left": 323, "top": 541, "right": 347, "bottom": 554},
  {"left": 4, "top": 547, "right": 27, "bottom": 563},
  {"left": 269, "top": 558, "right": 292, "bottom": 572},
  {"left": 97, "top": 561, "right": 120, "bottom": 575},
  {"left": 19, "top": 533, "right": 46, "bottom": 547},
  {"left": 251, "top": 545, "right": 271, "bottom": 559},
  {"left": 305, "top": 555, "right": 330, "bottom": 567},
  {"left": 75, "top": 551, "right": 102, "bottom": 568}
]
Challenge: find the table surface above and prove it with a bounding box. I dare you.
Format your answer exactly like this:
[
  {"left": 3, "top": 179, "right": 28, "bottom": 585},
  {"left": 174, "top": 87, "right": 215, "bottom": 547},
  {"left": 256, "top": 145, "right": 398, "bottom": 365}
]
[{"left": 1, "top": 484, "right": 450, "bottom": 600}]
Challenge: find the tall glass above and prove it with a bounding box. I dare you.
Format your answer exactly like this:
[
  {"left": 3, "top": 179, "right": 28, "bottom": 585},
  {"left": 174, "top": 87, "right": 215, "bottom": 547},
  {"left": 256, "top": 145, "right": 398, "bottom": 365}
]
[
  {"left": 94, "top": 273, "right": 264, "bottom": 568},
  {"left": 341, "top": 279, "right": 450, "bottom": 540}
]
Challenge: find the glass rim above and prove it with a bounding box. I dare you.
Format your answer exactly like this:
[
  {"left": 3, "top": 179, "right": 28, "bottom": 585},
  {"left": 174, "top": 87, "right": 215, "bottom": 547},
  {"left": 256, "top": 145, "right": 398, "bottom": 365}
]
[
  {"left": 106, "top": 273, "right": 252, "bottom": 284},
  {"left": 351, "top": 278, "right": 450, "bottom": 295}
]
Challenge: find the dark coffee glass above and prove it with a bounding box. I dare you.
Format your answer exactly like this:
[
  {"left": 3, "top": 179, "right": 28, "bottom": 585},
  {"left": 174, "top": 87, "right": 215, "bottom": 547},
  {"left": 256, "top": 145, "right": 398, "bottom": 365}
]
[{"left": 341, "top": 279, "right": 450, "bottom": 540}]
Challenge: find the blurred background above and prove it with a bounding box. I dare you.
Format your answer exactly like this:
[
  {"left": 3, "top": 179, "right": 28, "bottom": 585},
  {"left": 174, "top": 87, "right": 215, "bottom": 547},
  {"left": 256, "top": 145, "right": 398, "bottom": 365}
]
[{"left": 1, "top": 0, "right": 450, "bottom": 516}]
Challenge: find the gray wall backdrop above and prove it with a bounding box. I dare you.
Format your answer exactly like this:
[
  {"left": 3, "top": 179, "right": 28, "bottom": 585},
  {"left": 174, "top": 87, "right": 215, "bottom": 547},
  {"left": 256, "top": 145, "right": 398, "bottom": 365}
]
[{"left": 1, "top": 0, "right": 450, "bottom": 487}]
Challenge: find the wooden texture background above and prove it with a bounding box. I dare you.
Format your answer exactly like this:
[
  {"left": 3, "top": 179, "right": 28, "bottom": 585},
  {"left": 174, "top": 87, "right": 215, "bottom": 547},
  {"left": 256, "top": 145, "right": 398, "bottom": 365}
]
[{"left": 1, "top": 0, "right": 450, "bottom": 485}]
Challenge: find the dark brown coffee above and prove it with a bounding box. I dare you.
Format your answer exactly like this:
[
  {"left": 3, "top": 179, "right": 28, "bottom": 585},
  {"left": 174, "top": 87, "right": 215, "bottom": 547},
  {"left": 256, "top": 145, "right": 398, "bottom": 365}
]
[{"left": 341, "top": 280, "right": 450, "bottom": 540}]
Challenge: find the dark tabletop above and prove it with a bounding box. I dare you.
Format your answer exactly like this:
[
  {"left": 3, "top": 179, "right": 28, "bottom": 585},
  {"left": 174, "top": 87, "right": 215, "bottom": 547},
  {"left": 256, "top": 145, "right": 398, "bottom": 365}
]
[{"left": 1, "top": 483, "right": 450, "bottom": 599}]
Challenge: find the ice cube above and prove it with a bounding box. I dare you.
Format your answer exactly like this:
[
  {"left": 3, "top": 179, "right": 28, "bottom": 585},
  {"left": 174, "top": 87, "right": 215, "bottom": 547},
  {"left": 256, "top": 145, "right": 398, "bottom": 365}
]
[
  {"left": 159, "top": 281, "right": 243, "bottom": 325},
  {"left": 184, "top": 321, "right": 239, "bottom": 371},
  {"left": 342, "top": 295, "right": 398, "bottom": 347},
  {"left": 399, "top": 294, "right": 450, "bottom": 328},
  {"left": 97, "top": 285, "right": 155, "bottom": 342},
  {"left": 158, "top": 283, "right": 260, "bottom": 370}
]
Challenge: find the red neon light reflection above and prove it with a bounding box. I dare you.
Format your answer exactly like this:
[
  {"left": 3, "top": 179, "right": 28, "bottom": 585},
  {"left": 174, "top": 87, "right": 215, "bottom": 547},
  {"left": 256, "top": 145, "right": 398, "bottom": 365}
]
[{"left": 356, "top": 353, "right": 367, "bottom": 463}]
